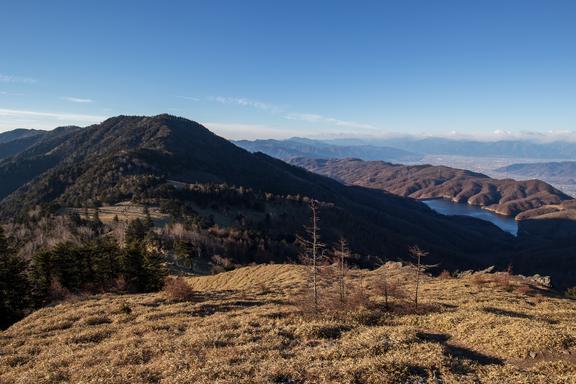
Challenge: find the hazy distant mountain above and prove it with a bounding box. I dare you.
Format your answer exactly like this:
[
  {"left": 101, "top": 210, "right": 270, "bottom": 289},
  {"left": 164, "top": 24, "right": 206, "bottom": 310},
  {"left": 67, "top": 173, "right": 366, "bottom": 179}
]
[
  {"left": 497, "top": 161, "right": 576, "bottom": 180},
  {"left": 0, "top": 127, "right": 83, "bottom": 160},
  {"left": 325, "top": 137, "right": 576, "bottom": 159},
  {"left": 290, "top": 158, "right": 573, "bottom": 217},
  {"left": 234, "top": 138, "right": 422, "bottom": 162},
  {"left": 0, "top": 128, "right": 44, "bottom": 144}
]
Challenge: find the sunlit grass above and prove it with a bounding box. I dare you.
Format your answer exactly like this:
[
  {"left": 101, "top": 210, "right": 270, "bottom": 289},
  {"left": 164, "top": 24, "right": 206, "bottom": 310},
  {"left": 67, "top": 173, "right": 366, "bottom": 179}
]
[{"left": 1, "top": 264, "right": 575, "bottom": 383}]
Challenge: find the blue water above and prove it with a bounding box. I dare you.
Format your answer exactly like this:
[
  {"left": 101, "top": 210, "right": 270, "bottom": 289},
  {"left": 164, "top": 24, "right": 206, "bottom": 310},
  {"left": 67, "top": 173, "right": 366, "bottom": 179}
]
[{"left": 422, "top": 199, "right": 518, "bottom": 236}]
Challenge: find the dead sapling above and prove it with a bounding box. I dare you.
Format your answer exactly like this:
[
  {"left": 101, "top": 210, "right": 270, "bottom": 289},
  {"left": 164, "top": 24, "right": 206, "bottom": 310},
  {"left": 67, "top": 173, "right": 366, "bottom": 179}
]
[
  {"left": 297, "top": 199, "right": 326, "bottom": 314},
  {"left": 409, "top": 245, "right": 429, "bottom": 309},
  {"left": 333, "top": 237, "right": 351, "bottom": 306}
]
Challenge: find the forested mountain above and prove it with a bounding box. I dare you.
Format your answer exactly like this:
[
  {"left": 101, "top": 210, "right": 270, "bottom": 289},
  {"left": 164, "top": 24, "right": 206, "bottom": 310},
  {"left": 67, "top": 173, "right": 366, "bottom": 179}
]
[
  {"left": 0, "top": 115, "right": 517, "bottom": 270},
  {"left": 0, "top": 128, "right": 44, "bottom": 144},
  {"left": 1, "top": 115, "right": 576, "bottom": 289},
  {"left": 234, "top": 137, "right": 421, "bottom": 162},
  {"left": 290, "top": 158, "right": 573, "bottom": 217}
]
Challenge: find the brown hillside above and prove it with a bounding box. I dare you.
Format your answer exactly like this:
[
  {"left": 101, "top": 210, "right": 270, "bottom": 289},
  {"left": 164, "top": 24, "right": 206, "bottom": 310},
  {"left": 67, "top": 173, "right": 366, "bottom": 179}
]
[
  {"left": 1, "top": 264, "right": 575, "bottom": 383},
  {"left": 290, "top": 158, "right": 573, "bottom": 217}
]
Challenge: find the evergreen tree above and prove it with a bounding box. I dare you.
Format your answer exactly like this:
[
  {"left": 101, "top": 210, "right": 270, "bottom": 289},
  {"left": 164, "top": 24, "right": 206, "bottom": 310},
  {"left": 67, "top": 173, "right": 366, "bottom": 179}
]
[
  {"left": 125, "top": 218, "right": 147, "bottom": 246},
  {"left": 0, "top": 227, "right": 30, "bottom": 329}
]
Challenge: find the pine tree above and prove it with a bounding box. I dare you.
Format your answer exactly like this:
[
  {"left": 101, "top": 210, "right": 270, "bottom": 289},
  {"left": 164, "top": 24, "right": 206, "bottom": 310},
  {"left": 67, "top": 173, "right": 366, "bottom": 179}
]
[
  {"left": 0, "top": 227, "right": 30, "bottom": 329},
  {"left": 125, "top": 218, "right": 148, "bottom": 246}
]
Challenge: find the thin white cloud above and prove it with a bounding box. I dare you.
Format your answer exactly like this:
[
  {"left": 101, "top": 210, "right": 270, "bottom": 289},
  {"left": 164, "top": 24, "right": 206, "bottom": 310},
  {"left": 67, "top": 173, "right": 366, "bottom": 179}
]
[
  {"left": 0, "top": 73, "right": 37, "bottom": 84},
  {"left": 0, "top": 108, "right": 104, "bottom": 123},
  {"left": 176, "top": 96, "right": 200, "bottom": 101},
  {"left": 284, "top": 112, "right": 376, "bottom": 130},
  {"left": 61, "top": 96, "right": 94, "bottom": 103},
  {"left": 204, "top": 121, "right": 309, "bottom": 140},
  {"left": 207, "top": 95, "right": 378, "bottom": 132},
  {"left": 0, "top": 91, "right": 25, "bottom": 96},
  {"left": 0, "top": 108, "right": 105, "bottom": 131},
  {"left": 209, "top": 96, "right": 282, "bottom": 113}
]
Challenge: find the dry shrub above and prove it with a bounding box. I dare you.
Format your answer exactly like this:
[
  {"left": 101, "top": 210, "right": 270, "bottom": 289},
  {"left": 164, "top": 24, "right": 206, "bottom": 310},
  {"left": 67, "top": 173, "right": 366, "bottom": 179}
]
[
  {"left": 112, "top": 276, "right": 128, "bottom": 292},
  {"left": 48, "top": 279, "right": 74, "bottom": 303},
  {"left": 514, "top": 283, "right": 532, "bottom": 296},
  {"left": 438, "top": 270, "right": 452, "bottom": 279},
  {"left": 163, "top": 276, "right": 195, "bottom": 302},
  {"left": 470, "top": 273, "right": 487, "bottom": 289},
  {"left": 494, "top": 272, "right": 514, "bottom": 292},
  {"left": 565, "top": 287, "right": 576, "bottom": 298},
  {"left": 371, "top": 278, "right": 406, "bottom": 309}
]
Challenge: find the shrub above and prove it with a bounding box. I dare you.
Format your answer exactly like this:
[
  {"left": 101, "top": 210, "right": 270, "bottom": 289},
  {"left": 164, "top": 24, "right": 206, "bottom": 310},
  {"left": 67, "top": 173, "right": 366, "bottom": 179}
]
[
  {"left": 565, "top": 287, "right": 576, "bottom": 298},
  {"left": 438, "top": 270, "right": 452, "bottom": 279},
  {"left": 163, "top": 276, "right": 195, "bottom": 302}
]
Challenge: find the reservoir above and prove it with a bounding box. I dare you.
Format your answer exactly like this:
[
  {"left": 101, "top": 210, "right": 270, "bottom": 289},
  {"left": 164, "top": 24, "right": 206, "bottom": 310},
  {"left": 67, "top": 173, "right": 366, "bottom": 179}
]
[{"left": 422, "top": 199, "right": 518, "bottom": 236}]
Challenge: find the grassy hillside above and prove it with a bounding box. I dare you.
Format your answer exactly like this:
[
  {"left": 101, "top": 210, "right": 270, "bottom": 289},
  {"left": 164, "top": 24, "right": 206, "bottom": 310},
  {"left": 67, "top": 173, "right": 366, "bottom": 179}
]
[{"left": 2, "top": 264, "right": 575, "bottom": 383}]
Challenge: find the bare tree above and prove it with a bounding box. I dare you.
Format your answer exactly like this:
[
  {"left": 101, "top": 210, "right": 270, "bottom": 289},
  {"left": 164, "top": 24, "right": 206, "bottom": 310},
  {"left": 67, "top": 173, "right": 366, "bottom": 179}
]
[
  {"left": 297, "top": 199, "right": 325, "bottom": 312},
  {"left": 333, "top": 237, "right": 350, "bottom": 304},
  {"left": 409, "top": 245, "right": 429, "bottom": 308}
]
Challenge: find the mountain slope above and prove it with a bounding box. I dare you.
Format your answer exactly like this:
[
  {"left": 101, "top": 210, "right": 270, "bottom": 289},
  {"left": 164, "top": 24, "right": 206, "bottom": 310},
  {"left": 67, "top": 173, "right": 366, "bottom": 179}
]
[
  {"left": 290, "top": 158, "right": 573, "bottom": 217},
  {"left": 234, "top": 138, "right": 421, "bottom": 162},
  {"left": 0, "top": 115, "right": 515, "bottom": 270},
  {"left": 0, "top": 126, "right": 82, "bottom": 199},
  {"left": 2, "top": 264, "right": 575, "bottom": 383},
  {"left": 0, "top": 128, "right": 44, "bottom": 144}
]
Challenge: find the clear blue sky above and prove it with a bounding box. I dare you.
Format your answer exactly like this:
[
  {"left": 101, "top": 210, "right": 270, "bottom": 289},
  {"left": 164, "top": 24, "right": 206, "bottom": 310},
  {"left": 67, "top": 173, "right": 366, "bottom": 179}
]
[{"left": 1, "top": 0, "right": 575, "bottom": 139}]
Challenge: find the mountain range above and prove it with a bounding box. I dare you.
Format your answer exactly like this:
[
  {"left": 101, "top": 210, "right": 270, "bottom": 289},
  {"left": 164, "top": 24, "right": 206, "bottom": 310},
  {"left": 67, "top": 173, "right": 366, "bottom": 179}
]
[
  {"left": 0, "top": 115, "right": 575, "bottom": 286},
  {"left": 289, "top": 158, "right": 573, "bottom": 218},
  {"left": 0, "top": 115, "right": 518, "bottom": 271},
  {"left": 234, "top": 137, "right": 421, "bottom": 162},
  {"left": 497, "top": 161, "right": 576, "bottom": 181},
  {"left": 324, "top": 137, "right": 576, "bottom": 159}
]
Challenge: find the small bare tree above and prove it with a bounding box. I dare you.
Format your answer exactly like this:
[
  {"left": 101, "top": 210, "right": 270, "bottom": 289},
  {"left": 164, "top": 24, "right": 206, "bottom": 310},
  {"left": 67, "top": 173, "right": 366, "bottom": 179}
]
[
  {"left": 297, "top": 199, "right": 325, "bottom": 312},
  {"left": 409, "top": 245, "right": 429, "bottom": 308},
  {"left": 333, "top": 237, "right": 350, "bottom": 304}
]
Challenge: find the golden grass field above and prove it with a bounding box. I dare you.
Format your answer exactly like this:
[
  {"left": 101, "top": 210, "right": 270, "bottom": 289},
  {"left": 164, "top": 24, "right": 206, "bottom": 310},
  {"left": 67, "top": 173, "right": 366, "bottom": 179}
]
[{"left": 1, "top": 263, "right": 575, "bottom": 383}]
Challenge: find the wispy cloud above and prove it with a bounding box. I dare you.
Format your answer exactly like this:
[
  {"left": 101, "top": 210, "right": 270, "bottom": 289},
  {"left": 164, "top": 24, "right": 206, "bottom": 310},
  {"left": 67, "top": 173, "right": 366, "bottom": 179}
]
[
  {"left": 61, "top": 96, "right": 94, "bottom": 103},
  {"left": 0, "top": 108, "right": 106, "bottom": 131},
  {"left": 207, "top": 96, "right": 377, "bottom": 131},
  {"left": 0, "top": 73, "right": 37, "bottom": 84},
  {"left": 208, "top": 96, "right": 282, "bottom": 113},
  {"left": 176, "top": 96, "right": 200, "bottom": 101},
  {"left": 205, "top": 121, "right": 309, "bottom": 140},
  {"left": 0, "top": 108, "right": 104, "bottom": 123},
  {"left": 0, "top": 91, "right": 25, "bottom": 96},
  {"left": 284, "top": 112, "right": 376, "bottom": 130}
]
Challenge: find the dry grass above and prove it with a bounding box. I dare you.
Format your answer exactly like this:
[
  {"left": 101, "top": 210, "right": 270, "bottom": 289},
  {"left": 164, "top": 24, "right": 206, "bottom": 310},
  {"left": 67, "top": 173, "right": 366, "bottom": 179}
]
[{"left": 1, "top": 264, "right": 575, "bottom": 383}]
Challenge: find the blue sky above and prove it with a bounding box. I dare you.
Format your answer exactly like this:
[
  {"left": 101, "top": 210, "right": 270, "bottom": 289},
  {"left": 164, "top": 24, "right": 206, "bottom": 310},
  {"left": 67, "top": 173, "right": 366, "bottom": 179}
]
[{"left": 1, "top": 0, "right": 575, "bottom": 139}]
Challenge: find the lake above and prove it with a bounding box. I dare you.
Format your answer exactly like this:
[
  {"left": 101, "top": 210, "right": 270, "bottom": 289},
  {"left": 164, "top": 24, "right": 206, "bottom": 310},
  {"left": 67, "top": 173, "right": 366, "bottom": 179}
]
[{"left": 422, "top": 198, "right": 518, "bottom": 236}]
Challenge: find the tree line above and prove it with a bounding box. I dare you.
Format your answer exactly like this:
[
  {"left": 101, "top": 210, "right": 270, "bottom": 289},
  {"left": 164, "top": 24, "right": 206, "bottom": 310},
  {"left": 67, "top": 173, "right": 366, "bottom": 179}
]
[{"left": 0, "top": 218, "right": 165, "bottom": 329}]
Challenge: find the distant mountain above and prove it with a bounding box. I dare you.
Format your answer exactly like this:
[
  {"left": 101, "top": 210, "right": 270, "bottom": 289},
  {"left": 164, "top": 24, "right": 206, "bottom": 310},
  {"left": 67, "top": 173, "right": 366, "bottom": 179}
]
[
  {"left": 0, "top": 114, "right": 520, "bottom": 271},
  {"left": 497, "top": 161, "right": 576, "bottom": 180},
  {"left": 0, "top": 128, "right": 44, "bottom": 144},
  {"left": 0, "top": 127, "right": 84, "bottom": 160},
  {"left": 290, "top": 158, "right": 573, "bottom": 217},
  {"left": 325, "top": 137, "right": 576, "bottom": 159},
  {"left": 234, "top": 138, "right": 422, "bottom": 162}
]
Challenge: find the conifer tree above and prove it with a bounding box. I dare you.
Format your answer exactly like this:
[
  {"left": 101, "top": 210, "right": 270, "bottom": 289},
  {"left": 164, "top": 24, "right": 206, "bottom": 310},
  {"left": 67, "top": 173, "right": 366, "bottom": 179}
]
[{"left": 0, "top": 227, "right": 30, "bottom": 329}]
